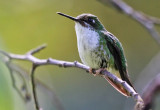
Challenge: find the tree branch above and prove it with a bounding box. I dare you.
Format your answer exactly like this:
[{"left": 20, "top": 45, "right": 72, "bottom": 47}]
[
  {"left": 98, "top": 0, "right": 160, "bottom": 45},
  {"left": 2, "top": 59, "right": 64, "bottom": 110},
  {"left": 7, "top": 62, "right": 30, "bottom": 102},
  {"left": 31, "top": 64, "right": 41, "bottom": 110},
  {"left": 0, "top": 55, "right": 31, "bottom": 102},
  {"left": 142, "top": 73, "right": 160, "bottom": 110},
  {"left": 0, "top": 44, "right": 144, "bottom": 110}
]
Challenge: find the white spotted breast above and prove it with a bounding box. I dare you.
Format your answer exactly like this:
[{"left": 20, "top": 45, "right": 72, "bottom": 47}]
[{"left": 75, "top": 22, "right": 102, "bottom": 68}]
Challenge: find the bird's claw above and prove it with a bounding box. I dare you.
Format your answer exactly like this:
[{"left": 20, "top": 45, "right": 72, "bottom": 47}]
[
  {"left": 89, "top": 68, "right": 104, "bottom": 76},
  {"left": 89, "top": 68, "right": 95, "bottom": 76}
]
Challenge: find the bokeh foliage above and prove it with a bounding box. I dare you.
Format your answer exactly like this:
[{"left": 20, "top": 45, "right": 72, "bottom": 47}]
[{"left": 0, "top": 0, "right": 160, "bottom": 110}]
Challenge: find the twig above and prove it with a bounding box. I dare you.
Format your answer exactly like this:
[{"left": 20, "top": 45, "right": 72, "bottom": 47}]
[
  {"left": 0, "top": 56, "right": 31, "bottom": 102},
  {"left": 4, "top": 60, "right": 64, "bottom": 110},
  {"left": 31, "top": 64, "right": 41, "bottom": 110},
  {"left": 7, "top": 62, "right": 30, "bottom": 102},
  {"left": 142, "top": 73, "right": 160, "bottom": 110},
  {"left": 0, "top": 44, "right": 144, "bottom": 110},
  {"left": 98, "top": 0, "right": 160, "bottom": 45}
]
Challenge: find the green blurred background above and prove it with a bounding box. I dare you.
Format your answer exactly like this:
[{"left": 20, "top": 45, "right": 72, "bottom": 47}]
[{"left": 0, "top": 0, "right": 160, "bottom": 110}]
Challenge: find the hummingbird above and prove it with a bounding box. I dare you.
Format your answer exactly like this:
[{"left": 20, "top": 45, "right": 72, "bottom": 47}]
[{"left": 57, "top": 12, "right": 135, "bottom": 96}]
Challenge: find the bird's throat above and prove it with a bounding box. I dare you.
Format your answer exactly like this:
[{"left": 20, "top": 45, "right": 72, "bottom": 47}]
[{"left": 75, "top": 23, "right": 101, "bottom": 68}]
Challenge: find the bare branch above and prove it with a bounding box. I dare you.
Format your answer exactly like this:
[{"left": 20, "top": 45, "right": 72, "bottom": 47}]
[
  {"left": 0, "top": 44, "right": 144, "bottom": 110},
  {"left": 5, "top": 60, "right": 64, "bottom": 110},
  {"left": 0, "top": 56, "right": 31, "bottom": 102},
  {"left": 7, "top": 62, "right": 30, "bottom": 102},
  {"left": 98, "top": 0, "right": 160, "bottom": 45},
  {"left": 30, "top": 64, "right": 42, "bottom": 110},
  {"left": 26, "top": 44, "right": 47, "bottom": 55},
  {"left": 142, "top": 73, "right": 160, "bottom": 110}
]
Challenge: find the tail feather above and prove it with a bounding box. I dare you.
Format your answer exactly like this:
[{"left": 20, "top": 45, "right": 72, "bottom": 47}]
[
  {"left": 120, "top": 70, "right": 136, "bottom": 92},
  {"left": 104, "top": 75, "right": 131, "bottom": 97}
]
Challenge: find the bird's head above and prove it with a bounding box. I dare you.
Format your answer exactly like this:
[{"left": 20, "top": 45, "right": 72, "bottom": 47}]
[{"left": 57, "top": 12, "right": 105, "bottom": 31}]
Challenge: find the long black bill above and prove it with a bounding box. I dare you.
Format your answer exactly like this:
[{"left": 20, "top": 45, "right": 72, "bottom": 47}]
[{"left": 57, "top": 12, "right": 79, "bottom": 22}]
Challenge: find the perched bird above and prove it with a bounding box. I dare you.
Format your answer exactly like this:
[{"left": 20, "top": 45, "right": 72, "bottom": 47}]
[{"left": 57, "top": 12, "right": 135, "bottom": 96}]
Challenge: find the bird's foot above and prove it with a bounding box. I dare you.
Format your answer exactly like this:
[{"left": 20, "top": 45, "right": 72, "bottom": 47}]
[
  {"left": 89, "top": 68, "right": 105, "bottom": 76},
  {"left": 89, "top": 68, "right": 95, "bottom": 76}
]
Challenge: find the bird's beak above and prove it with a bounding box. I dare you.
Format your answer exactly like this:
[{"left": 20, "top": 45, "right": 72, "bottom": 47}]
[{"left": 57, "top": 12, "right": 79, "bottom": 22}]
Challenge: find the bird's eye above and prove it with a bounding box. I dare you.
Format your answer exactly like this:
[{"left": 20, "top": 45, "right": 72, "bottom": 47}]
[{"left": 88, "top": 18, "right": 95, "bottom": 23}]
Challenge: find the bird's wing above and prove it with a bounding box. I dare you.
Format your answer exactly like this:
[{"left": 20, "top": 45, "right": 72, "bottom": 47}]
[{"left": 102, "top": 31, "right": 135, "bottom": 96}]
